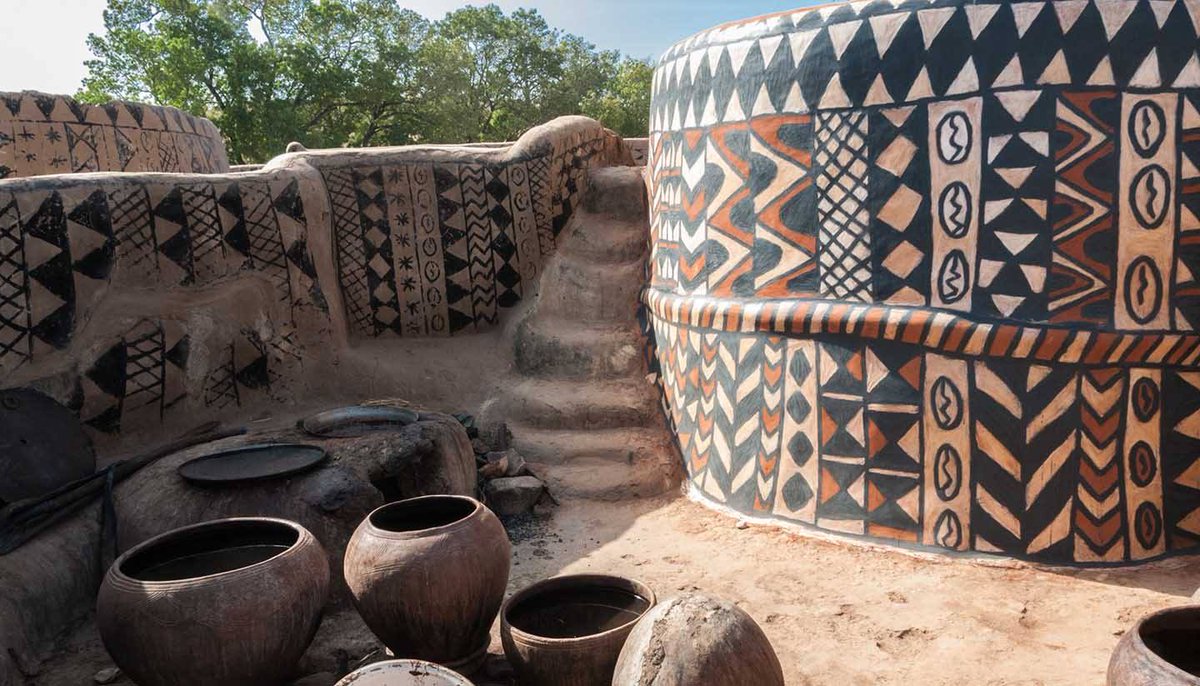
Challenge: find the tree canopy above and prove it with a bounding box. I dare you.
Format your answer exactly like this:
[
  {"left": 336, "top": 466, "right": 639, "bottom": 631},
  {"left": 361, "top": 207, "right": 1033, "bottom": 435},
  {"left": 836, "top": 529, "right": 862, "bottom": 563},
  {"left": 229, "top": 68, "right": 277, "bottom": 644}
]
[{"left": 79, "top": 0, "right": 653, "bottom": 163}]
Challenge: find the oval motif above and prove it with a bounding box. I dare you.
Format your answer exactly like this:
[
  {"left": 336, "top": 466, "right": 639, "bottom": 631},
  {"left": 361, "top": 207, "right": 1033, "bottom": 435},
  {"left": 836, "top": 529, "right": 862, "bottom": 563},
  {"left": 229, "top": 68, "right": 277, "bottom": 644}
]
[
  {"left": 936, "top": 112, "right": 972, "bottom": 165},
  {"left": 1131, "top": 377, "right": 1160, "bottom": 422},
  {"left": 937, "top": 182, "right": 973, "bottom": 238},
  {"left": 1129, "top": 165, "right": 1171, "bottom": 229},
  {"left": 1135, "top": 502, "right": 1163, "bottom": 550},
  {"left": 1129, "top": 101, "right": 1167, "bottom": 158},
  {"left": 930, "top": 377, "right": 964, "bottom": 431},
  {"left": 1124, "top": 256, "right": 1163, "bottom": 325},
  {"left": 933, "top": 444, "right": 963, "bottom": 502},
  {"left": 1128, "top": 441, "right": 1158, "bottom": 488},
  {"left": 934, "top": 510, "right": 964, "bottom": 549},
  {"left": 937, "top": 249, "right": 970, "bottom": 305}
]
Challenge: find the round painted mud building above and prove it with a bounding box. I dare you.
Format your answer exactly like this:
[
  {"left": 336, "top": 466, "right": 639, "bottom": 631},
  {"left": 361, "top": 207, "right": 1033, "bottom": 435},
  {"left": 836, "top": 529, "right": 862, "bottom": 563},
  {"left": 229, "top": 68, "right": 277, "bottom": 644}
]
[{"left": 646, "top": 0, "right": 1200, "bottom": 565}]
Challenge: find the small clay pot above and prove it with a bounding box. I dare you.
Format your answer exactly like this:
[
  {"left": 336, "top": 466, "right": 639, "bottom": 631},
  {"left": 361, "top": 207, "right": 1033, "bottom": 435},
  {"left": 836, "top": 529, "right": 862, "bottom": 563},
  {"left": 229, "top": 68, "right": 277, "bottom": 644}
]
[
  {"left": 612, "top": 593, "right": 784, "bottom": 686},
  {"left": 1109, "top": 606, "right": 1200, "bottom": 685},
  {"left": 344, "top": 495, "right": 510, "bottom": 674},
  {"left": 334, "top": 659, "right": 474, "bottom": 685},
  {"left": 97, "top": 518, "right": 330, "bottom": 686},
  {"left": 501, "top": 574, "right": 656, "bottom": 686}
]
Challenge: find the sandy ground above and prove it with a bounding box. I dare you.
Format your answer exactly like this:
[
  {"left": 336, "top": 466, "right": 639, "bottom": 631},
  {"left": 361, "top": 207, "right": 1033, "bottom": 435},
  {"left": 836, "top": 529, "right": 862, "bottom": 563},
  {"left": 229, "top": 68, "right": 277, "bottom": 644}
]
[{"left": 31, "top": 493, "right": 1198, "bottom": 685}]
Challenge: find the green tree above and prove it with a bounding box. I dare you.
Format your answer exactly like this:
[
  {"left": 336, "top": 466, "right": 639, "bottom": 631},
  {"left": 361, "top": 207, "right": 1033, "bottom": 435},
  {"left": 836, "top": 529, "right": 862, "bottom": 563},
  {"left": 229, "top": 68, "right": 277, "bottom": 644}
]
[
  {"left": 81, "top": 0, "right": 428, "bottom": 162},
  {"left": 581, "top": 58, "right": 653, "bottom": 138},
  {"left": 79, "top": 1, "right": 652, "bottom": 162}
]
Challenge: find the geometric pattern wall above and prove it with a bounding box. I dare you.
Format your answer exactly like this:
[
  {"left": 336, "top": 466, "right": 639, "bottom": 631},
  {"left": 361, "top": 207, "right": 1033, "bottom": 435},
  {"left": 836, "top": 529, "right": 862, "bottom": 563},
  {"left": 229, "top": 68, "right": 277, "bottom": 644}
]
[
  {"left": 0, "top": 115, "right": 629, "bottom": 438},
  {"left": 320, "top": 127, "right": 628, "bottom": 337},
  {"left": 651, "top": 0, "right": 1200, "bottom": 333},
  {"left": 650, "top": 308, "right": 1200, "bottom": 565},
  {"left": 0, "top": 91, "right": 228, "bottom": 179},
  {"left": 649, "top": 0, "right": 1200, "bottom": 564},
  {"left": 0, "top": 172, "right": 317, "bottom": 435}
]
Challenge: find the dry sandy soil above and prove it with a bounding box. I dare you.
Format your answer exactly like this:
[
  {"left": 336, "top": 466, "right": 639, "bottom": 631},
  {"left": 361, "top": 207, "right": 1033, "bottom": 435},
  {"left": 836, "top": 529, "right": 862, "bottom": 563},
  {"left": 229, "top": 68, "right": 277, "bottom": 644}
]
[{"left": 32, "top": 493, "right": 1198, "bottom": 685}]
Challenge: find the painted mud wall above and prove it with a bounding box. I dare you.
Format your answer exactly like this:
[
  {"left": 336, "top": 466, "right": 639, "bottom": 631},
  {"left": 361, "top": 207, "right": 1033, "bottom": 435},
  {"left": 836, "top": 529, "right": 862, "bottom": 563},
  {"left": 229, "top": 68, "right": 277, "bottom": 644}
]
[
  {"left": 0, "top": 107, "right": 631, "bottom": 443},
  {"left": 647, "top": 0, "right": 1200, "bottom": 565},
  {"left": 0, "top": 91, "right": 228, "bottom": 178}
]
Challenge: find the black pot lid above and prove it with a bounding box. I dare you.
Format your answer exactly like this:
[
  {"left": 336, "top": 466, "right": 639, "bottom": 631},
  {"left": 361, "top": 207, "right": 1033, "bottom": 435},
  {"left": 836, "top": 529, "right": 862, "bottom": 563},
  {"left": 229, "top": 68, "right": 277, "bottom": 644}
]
[
  {"left": 178, "top": 443, "right": 328, "bottom": 485},
  {"left": 300, "top": 405, "right": 419, "bottom": 438}
]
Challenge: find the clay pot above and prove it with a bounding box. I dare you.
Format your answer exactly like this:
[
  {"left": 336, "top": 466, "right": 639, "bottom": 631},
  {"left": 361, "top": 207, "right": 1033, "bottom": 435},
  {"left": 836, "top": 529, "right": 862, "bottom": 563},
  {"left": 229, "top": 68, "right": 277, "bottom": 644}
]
[
  {"left": 501, "top": 574, "right": 656, "bottom": 686},
  {"left": 1109, "top": 606, "right": 1200, "bottom": 685},
  {"left": 334, "top": 659, "right": 474, "bottom": 685},
  {"left": 97, "top": 517, "right": 330, "bottom": 686},
  {"left": 612, "top": 593, "right": 784, "bottom": 686},
  {"left": 344, "top": 495, "right": 510, "bottom": 673}
]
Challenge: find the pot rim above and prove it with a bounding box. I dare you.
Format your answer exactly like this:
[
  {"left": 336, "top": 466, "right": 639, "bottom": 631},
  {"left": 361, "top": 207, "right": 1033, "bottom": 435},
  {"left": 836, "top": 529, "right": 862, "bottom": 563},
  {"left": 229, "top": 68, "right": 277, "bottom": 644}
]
[
  {"left": 501, "top": 573, "right": 657, "bottom": 647},
  {"left": 361, "top": 494, "right": 486, "bottom": 540},
  {"left": 105, "top": 516, "right": 314, "bottom": 591},
  {"left": 1124, "top": 605, "right": 1200, "bottom": 683},
  {"left": 335, "top": 659, "right": 474, "bottom": 686}
]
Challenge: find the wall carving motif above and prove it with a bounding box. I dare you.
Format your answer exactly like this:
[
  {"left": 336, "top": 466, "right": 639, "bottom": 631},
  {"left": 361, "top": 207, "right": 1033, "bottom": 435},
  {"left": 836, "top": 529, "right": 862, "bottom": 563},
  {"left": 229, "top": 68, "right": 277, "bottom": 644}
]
[
  {"left": 0, "top": 91, "right": 228, "bottom": 179},
  {"left": 647, "top": 0, "right": 1200, "bottom": 565}
]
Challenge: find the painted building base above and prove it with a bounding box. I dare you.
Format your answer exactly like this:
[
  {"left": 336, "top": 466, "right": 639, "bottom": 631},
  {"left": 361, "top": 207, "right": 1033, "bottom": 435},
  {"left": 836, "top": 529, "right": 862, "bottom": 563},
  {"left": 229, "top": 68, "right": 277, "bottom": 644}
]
[{"left": 649, "top": 293, "right": 1200, "bottom": 566}]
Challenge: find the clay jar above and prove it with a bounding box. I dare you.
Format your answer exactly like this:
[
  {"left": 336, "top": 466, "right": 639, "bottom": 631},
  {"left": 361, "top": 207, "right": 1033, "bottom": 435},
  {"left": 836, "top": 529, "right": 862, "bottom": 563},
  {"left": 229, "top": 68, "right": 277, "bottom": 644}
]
[
  {"left": 501, "top": 574, "right": 656, "bottom": 686},
  {"left": 612, "top": 593, "right": 784, "bottom": 686},
  {"left": 97, "top": 517, "right": 330, "bottom": 686},
  {"left": 1109, "top": 606, "right": 1200, "bottom": 685},
  {"left": 344, "top": 495, "right": 510, "bottom": 673}
]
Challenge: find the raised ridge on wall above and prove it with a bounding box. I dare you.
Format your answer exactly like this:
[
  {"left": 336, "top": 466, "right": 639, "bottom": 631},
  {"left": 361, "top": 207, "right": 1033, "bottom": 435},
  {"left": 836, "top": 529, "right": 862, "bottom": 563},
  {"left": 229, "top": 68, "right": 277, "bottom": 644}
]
[
  {"left": 646, "top": 0, "right": 1200, "bottom": 566},
  {"left": 0, "top": 91, "right": 228, "bottom": 178}
]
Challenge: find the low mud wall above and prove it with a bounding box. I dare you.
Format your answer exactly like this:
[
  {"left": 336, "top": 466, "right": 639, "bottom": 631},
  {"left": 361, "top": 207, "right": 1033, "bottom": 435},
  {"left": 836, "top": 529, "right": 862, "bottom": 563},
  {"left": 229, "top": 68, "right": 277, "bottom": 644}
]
[
  {"left": 0, "top": 91, "right": 228, "bottom": 178},
  {"left": 0, "top": 114, "right": 632, "bottom": 442}
]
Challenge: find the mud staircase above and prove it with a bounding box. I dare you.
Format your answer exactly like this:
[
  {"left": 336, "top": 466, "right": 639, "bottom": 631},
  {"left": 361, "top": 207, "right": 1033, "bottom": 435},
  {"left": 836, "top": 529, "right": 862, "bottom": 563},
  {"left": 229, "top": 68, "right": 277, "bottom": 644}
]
[{"left": 482, "top": 167, "right": 681, "bottom": 500}]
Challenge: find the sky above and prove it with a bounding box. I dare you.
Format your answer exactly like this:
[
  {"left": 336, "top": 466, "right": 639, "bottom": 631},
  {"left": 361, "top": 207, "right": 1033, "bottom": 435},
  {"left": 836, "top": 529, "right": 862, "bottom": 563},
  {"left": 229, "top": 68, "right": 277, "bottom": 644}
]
[{"left": 0, "top": 0, "right": 819, "bottom": 95}]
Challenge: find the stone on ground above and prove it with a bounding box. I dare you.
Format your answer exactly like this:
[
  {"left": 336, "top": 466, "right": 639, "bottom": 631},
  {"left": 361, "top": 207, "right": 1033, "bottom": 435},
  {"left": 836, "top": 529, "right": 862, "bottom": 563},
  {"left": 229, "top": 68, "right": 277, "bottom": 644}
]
[{"left": 484, "top": 476, "right": 545, "bottom": 515}]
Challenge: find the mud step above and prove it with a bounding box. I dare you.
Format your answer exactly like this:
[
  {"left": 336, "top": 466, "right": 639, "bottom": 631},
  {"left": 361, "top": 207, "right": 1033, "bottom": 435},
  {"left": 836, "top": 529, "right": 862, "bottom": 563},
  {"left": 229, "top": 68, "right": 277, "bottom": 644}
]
[
  {"left": 580, "top": 167, "right": 648, "bottom": 224},
  {"left": 556, "top": 212, "right": 649, "bottom": 265},
  {"left": 494, "top": 378, "right": 658, "bottom": 431},
  {"left": 537, "top": 255, "right": 645, "bottom": 322},
  {"left": 509, "top": 422, "right": 682, "bottom": 500},
  {"left": 531, "top": 455, "right": 680, "bottom": 501},
  {"left": 513, "top": 316, "right": 646, "bottom": 380},
  {"left": 509, "top": 425, "right": 673, "bottom": 467}
]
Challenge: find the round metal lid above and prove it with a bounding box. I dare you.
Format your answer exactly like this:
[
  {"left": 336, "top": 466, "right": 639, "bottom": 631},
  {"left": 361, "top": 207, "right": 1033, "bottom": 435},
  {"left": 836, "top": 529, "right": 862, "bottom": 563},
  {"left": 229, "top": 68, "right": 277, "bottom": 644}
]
[
  {"left": 334, "top": 660, "right": 473, "bottom": 686},
  {"left": 177, "top": 443, "right": 328, "bottom": 485},
  {"left": 0, "top": 388, "right": 95, "bottom": 503},
  {"left": 300, "top": 405, "right": 419, "bottom": 438}
]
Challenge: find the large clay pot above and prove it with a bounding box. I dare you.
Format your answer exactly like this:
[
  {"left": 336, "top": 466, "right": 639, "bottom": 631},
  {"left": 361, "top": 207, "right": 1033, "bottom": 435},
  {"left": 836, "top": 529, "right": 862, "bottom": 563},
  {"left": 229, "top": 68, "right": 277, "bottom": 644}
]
[
  {"left": 97, "top": 517, "right": 329, "bottom": 686},
  {"left": 1109, "top": 606, "right": 1200, "bottom": 685},
  {"left": 501, "top": 574, "right": 656, "bottom": 686},
  {"left": 612, "top": 594, "right": 784, "bottom": 686},
  {"left": 344, "top": 495, "right": 510, "bottom": 673},
  {"left": 334, "top": 659, "right": 474, "bottom": 685}
]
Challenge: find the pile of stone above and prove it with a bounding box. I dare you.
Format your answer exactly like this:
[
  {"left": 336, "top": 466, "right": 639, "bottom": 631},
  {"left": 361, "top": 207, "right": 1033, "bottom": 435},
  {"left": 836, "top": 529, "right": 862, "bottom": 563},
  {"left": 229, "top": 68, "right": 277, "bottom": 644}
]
[{"left": 464, "top": 419, "right": 551, "bottom": 517}]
